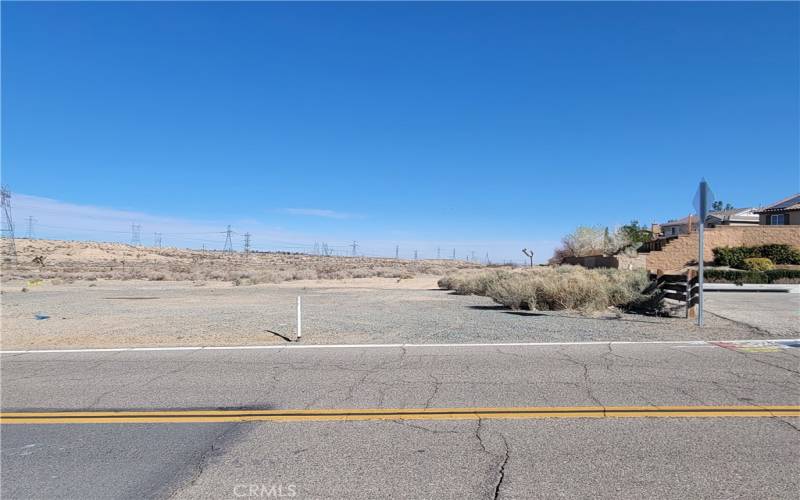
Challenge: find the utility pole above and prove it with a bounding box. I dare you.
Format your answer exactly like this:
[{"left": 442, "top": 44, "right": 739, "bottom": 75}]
[
  {"left": 130, "top": 223, "right": 141, "bottom": 246},
  {"left": 395, "top": 245, "right": 399, "bottom": 259},
  {"left": 351, "top": 241, "right": 358, "bottom": 257},
  {"left": 154, "top": 232, "right": 162, "bottom": 248},
  {"left": 223, "top": 225, "right": 234, "bottom": 254},
  {"left": 243, "top": 232, "right": 251, "bottom": 256},
  {"left": 25, "top": 216, "right": 36, "bottom": 239},
  {"left": 1, "top": 186, "right": 17, "bottom": 264},
  {"left": 522, "top": 248, "right": 534, "bottom": 268}
]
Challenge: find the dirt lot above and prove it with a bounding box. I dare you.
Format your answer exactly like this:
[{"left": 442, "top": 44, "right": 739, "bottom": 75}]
[
  {"left": 0, "top": 276, "right": 768, "bottom": 350},
  {"left": 3, "top": 239, "right": 480, "bottom": 283}
]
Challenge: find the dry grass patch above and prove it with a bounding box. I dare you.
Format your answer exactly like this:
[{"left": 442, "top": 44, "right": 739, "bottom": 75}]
[{"left": 439, "top": 265, "right": 654, "bottom": 313}]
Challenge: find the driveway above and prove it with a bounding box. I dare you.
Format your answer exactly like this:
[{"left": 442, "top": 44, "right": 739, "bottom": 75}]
[{"left": 703, "top": 291, "right": 800, "bottom": 336}]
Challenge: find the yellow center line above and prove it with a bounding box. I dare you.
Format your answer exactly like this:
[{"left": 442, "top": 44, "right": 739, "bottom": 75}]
[{"left": 1, "top": 405, "right": 798, "bottom": 424}]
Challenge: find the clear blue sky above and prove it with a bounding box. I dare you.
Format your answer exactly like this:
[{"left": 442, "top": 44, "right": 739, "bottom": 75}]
[{"left": 2, "top": 2, "right": 798, "bottom": 261}]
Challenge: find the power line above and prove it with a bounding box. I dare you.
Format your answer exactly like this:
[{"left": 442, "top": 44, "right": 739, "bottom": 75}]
[
  {"left": 223, "top": 225, "right": 234, "bottom": 254},
  {"left": 130, "top": 223, "right": 141, "bottom": 246},
  {"left": 1, "top": 186, "right": 17, "bottom": 264},
  {"left": 26, "top": 216, "right": 37, "bottom": 239}
]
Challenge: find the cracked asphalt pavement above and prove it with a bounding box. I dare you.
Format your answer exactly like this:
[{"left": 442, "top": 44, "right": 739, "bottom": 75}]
[{"left": 2, "top": 341, "right": 799, "bottom": 499}]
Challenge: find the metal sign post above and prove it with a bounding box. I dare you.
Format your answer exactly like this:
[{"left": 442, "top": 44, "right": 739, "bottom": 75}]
[
  {"left": 693, "top": 179, "right": 714, "bottom": 327},
  {"left": 296, "top": 296, "right": 302, "bottom": 341}
]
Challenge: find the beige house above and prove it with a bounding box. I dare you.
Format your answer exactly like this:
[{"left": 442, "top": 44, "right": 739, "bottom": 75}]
[
  {"left": 658, "top": 215, "right": 699, "bottom": 238},
  {"left": 755, "top": 193, "right": 800, "bottom": 225},
  {"left": 655, "top": 208, "right": 757, "bottom": 238}
]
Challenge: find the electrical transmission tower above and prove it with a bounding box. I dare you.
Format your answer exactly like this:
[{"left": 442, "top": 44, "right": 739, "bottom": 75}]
[
  {"left": 243, "top": 232, "right": 251, "bottom": 256},
  {"left": 223, "top": 225, "right": 234, "bottom": 254},
  {"left": 437, "top": 247, "right": 441, "bottom": 259},
  {"left": 471, "top": 251, "right": 476, "bottom": 262},
  {"left": 1, "top": 186, "right": 17, "bottom": 264},
  {"left": 154, "top": 232, "right": 162, "bottom": 248},
  {"left": 395, "top": 245, "right": 399, "bottom": 259},
  {"left": 130, "top": 223, "right": 141, "bottom": 246},
  {"left": 351, "top": 241, "right": 358, "bottom": 257},
  {"left": 26, "top": 216, "right": 36, "bottom": 239},
  {"left": 452, "top": 248, "right": 456, "bottom": 260},
  {"left": 414, "top": 250, "right": 418, "bottom": 260}
]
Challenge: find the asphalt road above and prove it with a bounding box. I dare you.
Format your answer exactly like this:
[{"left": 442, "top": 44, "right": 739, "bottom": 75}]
[{"left": 2, "top": 341, "right": 799, "bottom": 499}]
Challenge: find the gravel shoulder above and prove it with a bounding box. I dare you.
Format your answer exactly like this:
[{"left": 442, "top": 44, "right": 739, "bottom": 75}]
[{"left": 0, "top": 278, "right": 773, "bottom": 350}]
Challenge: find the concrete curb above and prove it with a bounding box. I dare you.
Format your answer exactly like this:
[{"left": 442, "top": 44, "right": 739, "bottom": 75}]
[{"left": 704, "top": 284, "right": 799, "bottom": 293}]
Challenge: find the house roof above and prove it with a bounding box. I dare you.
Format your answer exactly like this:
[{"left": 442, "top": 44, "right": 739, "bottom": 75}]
[
  {"left": 660, "top": 215, "right": 698, "bottom": 227},
  {"left": 754, "top": 193, "right": 800, "bottom": 214},
  {"left": 660, "top": 208, "right": 757, "bottom": 227},
  {"left": 706, "top": 207, "right": 758, "bottom": 222}
]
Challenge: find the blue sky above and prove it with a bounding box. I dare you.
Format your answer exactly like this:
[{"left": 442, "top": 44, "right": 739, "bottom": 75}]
[{"left": 2, "top": 2, "right": 798, "bottom": 262}]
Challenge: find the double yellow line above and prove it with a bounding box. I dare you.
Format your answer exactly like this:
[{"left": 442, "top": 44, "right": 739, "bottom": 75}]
[{"left": 1, "top": 405, "right": 798, "bottom": 424}]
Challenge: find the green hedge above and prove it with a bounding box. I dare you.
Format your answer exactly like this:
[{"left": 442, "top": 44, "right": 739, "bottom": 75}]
[
  {"left": 705, "top": 268, "right": 800, "bottom": 284},
  {"left": 742, "top": 257, "right": 774, "bottom": 271},
  {"left": 712, "top": 244, "right": 800, "bottom": 268}
]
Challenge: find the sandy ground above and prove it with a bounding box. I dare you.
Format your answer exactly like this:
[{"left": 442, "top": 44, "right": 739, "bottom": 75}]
[
  {"left": 0, "top": 276, "right": 770, "bottom": 350},
  {"left": 3, "top": 239, "right": 479, "bottom": 284}
]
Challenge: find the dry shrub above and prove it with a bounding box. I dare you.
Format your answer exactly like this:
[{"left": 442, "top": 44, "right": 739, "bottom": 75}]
[
  {"left": 437, "top": 269, "right": 507, "bottom": 296},
  {"left": 440, "top": 266, "right": 652, "bottom": 312}
]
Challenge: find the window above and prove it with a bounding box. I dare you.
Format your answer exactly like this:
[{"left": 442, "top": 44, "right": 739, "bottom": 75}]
[
  {"left": 670, "top": 227, "right": 676, "bottom": 235},
  {"left": 770, "top": 214, "right": 786, "bottom": 225}
]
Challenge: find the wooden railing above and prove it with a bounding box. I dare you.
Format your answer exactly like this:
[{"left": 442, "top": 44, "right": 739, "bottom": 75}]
[{"left": 655, "top": 270, "right": 699, "bottom": 318}]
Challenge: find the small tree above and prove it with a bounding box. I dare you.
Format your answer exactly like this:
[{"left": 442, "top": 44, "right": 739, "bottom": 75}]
[
  {"left": 618, "top": 220, "right": 652, "bottom": 249},
  {"left": 552, "top": 223, "right": 652, "bottom": 263},
  {"left": 712, "top": 201, "right": 735, "bottom": 211}
]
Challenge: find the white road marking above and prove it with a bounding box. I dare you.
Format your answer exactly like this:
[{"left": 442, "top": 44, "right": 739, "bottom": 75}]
[{"left": 1, "top": 339, "right": 797, "bottom": 355}]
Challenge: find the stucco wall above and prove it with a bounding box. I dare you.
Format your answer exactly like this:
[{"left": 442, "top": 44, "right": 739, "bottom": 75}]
[{"left": 645, "top": 226, "right": 800, "bottom": 272}]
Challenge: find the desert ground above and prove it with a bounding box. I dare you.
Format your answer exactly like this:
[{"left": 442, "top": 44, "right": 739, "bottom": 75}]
[
  {"left": 3, "top": 238, "right": 479, "bottom": 283},
  {"left": 1, "top": 239, "right": 792, "bottom": 350},
  {"left": 1, "top": 275, "right": 775, "bottom": 350}
]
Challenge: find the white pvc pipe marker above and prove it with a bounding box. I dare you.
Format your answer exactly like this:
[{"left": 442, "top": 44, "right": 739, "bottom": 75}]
[{"left": 296, "top": 296, "right": 302, "bottom": 341}]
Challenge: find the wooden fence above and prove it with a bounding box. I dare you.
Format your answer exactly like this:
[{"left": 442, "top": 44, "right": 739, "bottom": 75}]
[{"left": 656, "top": 269, "right": 700, "bottom": 319}]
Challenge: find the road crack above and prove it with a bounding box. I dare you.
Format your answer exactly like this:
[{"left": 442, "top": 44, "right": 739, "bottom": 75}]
[{"left": 491, "top": 433, "right": 510, "bottom": 500}]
